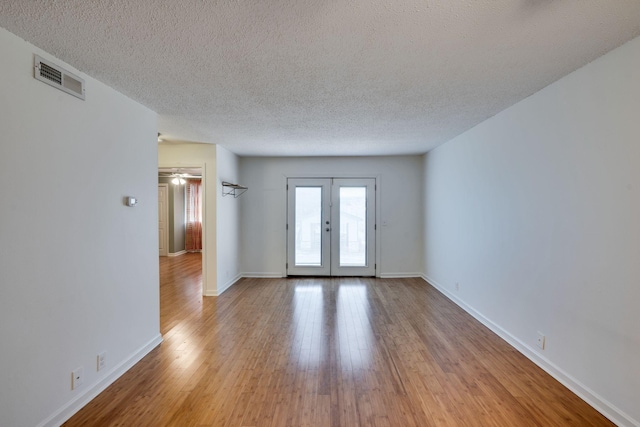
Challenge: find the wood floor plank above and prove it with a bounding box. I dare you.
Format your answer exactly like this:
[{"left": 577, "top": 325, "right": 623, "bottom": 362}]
[{"left": 63, "top": 254, "right": 614, "bottom": 426}]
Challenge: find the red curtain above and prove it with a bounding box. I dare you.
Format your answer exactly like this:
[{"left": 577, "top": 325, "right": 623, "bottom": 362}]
[{"left": 185, "top": 180, "right": 202, "bottom": 251}]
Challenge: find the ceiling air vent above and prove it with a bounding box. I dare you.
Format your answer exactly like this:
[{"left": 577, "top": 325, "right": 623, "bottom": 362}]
[{"left": 34, "top": 55, "right": 85, "bottom": 100}]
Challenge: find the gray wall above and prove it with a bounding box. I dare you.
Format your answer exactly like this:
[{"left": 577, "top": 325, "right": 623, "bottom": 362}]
[
  {"left": 158, "top": 177, "right": 186, "bottom": 253},
  {"left": 239, "top": 155, "right": 424, "bottom": 277}
]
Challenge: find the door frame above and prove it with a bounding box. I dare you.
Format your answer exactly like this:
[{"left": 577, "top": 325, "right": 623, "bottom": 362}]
[
  {"left": 158, "top": 163, "right": 207, "bottom": 297},
  {"left": 284, "top": 175, "right": 380, "bottom": 277}
]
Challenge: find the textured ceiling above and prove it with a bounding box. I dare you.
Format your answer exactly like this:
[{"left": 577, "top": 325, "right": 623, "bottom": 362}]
[{"left": 2, "top": 1, "right": 640, "bottom": 156}]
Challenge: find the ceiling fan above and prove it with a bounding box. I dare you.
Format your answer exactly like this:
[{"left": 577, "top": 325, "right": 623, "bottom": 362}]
[{"left": 158, "top": 168, "right": 201, "bottom": 185}]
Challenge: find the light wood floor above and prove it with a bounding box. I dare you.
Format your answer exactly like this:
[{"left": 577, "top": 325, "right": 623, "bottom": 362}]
[{"left": 64, "top": 253, "right": 613, "bottom": 426}]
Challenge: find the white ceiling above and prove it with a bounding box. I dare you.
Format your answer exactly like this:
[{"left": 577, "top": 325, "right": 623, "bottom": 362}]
[{"left": 2, "top": 1, "right": 640, "bottom": 157}]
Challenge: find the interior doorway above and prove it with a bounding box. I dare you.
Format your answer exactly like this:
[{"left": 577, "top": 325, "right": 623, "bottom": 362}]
[
  {"left": 158, "top": 166, "right": 205, "bottom": 295},
  {"left": 286, "top": 178, "right": 376, "bottom": 276}
]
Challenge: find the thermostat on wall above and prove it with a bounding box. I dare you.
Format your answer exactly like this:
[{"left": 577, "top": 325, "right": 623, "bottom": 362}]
[{"left": 125, "top": 197, "right": 138, "bottom": 207}]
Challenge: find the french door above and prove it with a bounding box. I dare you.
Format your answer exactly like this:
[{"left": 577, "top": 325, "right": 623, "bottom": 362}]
[{"left": 286, "top": 178, "right": 376, "bottom": 276}]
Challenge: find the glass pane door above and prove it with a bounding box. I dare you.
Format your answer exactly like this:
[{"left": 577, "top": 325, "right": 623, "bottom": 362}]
[
  {"left": 331, "top": 179, "right": 376, "bottom": 276},
  {"left": 287, "top": 178, "right": 375, "bottom": 276},
  {"left": 287, "top": 179, "right": 331, "bottom": 276}
]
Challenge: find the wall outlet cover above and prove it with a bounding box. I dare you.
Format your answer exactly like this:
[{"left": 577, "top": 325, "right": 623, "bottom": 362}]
[
  {"left": 97, "top": 352, "right": 106, "bottom": 371},
  {"left": 72, "top": 367, "right": 84, "bottom": 390},
  {"left": 536, "top": 332, "right": 546, "bottom": 350}
]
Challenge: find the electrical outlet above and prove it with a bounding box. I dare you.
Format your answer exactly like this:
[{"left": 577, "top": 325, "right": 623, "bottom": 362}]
[
  {"left": 536, "top": 332, "right": 546, "bottom": 350},
  {"left": 97, "top": 352, "right": 106, "bottom": 371},
  {"left": 72, "top": 367, "right": 84, "bottom": 390},
  {"left": 455, "top": 282, "right": 460, "bottom": 292}
]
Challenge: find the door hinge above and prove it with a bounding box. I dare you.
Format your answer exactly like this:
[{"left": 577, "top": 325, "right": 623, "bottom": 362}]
[
  {"left": 375, "top": 224, "right": 377, "bottom": 230},
  {"left": 286, "top": 224, "right": 288, "bottom": 230},
  {"left": 375, "top": 263, "right": 377, "bottom": 270},
  {"left": 286, "top": 263, "right": 288, "bottom": 269},
  {"left": 286, "top": 184, "right": 289, "bottom": 190}
]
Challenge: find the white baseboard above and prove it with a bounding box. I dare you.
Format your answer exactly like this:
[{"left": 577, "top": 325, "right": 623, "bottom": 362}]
[
  {"left": 421, "top": 274, "right": 638, "bottom": 427},
  {"left": 216, "top": 273, "right": 242, "bottom": 296},
  {"left": 202, "top": 273, "right": 280, "bottom": 297},
  {"left": 39, "top": 334, "right": 163, "bottom": 427},
  {"left": 168, "top": 250, "right": 186, "bottom": 257},
  {"left": 241, "top": 272, "right": 283, "bottom": 278},
  {"left": 379, "top": 272, "right": 422, "bottom": 278}
]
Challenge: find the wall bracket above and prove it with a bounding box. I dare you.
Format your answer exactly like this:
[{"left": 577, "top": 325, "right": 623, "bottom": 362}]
[{"left": 222, "top": 181, "right": 248, "bottom": 198}]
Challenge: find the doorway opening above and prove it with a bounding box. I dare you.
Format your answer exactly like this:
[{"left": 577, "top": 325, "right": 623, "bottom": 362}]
[{"left": 158, "top": 167, "right": 205, "bottom": 295}]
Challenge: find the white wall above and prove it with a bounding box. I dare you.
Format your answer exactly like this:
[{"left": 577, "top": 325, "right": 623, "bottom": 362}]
[
  {"left": 239, "top": 156, "right": 423, "bottom": 277},
  {"left": 423, "top": 36, "right": 640, "bottom": 426},
  {"left": 158, "top": 143, "right": 217, "bottom": 295},
  {"left": 216, "top": 145, "right": 242, "bottom": 294},
  {"left": 0, "top": 28, "right": 160, "bottom": 427}
]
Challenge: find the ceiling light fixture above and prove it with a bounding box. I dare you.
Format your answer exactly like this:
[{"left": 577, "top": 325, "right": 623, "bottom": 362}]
[{"left": 171, "top": 173, "right": 186, "bottom": 185}]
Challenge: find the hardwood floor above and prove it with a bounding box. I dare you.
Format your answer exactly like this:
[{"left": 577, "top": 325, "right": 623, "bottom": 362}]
[{"left": 64, "top": 253, "right": 613, "bottom": 426}]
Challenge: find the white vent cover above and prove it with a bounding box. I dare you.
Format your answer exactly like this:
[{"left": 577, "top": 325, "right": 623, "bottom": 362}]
[{"left": 34, "top": 55, "right": 85, "bottom": 100}]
